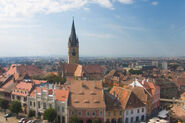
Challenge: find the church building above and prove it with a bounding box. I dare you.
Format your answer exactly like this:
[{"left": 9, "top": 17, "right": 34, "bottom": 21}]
[{"left": 63, "top": 19, "right": 106, "bottom": 81}]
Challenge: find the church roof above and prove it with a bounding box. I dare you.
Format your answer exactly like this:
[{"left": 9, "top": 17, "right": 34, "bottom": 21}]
[{"left": 69, "top": 19, "right": 78, "bottom": 47}]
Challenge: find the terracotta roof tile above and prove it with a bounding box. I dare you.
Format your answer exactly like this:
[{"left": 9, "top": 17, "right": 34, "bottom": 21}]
[{"left": 69, "top": 80, "right": 105, "bottom": 109}]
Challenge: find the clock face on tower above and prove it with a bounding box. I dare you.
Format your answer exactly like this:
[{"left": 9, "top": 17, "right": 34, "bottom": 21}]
[{"left": 72, "top": 49, "right": 76, "bottom": 56}]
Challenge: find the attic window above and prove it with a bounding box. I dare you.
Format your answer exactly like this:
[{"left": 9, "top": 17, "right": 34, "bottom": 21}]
[
  {"left": 93, "top": 100, "right": 100, "bottom": 103},
  {"left": 83, "top": 100, "right": 90, "bottom": 103},
  {"left": 78, "top": 91, "right": 84, "bottom": 95},
  {"left": 74, "top": 100, "right": 80, "bottom": 103},
  {"left": 90, "top": 91, "right": 96, "bottom": 95}
]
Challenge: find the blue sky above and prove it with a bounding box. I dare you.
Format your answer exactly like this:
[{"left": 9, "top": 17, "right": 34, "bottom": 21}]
[{"left": 0, "top": 0, "right": 185, "bottom": 57}]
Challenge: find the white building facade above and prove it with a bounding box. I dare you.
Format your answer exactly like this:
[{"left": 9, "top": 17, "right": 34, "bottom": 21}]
[
  {"left": 124, "top": 107, "right": 146, "bottom": 123},
  {"left": 27, "top": 85, "right": 69, "bottom": 123}
]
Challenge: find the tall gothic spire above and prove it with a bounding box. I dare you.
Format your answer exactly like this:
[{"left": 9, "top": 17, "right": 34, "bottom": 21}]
[{"left": 69, "top": 18, "right": 78, "bottom": 46}]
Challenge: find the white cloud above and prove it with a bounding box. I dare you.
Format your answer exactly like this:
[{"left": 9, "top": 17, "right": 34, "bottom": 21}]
[
  {"left": 0, "top": 24, "right": 41, "bottom": 28},
  {"left": 118, "top": 0, "right": 134, "bottom": 4},
  {"left": 152, "top": 1, "right": 159, "bottom": 6},
  {"left": 0, "top": 0, "right": 114, "bottom": 19},
  {"left": 0, "top": 0, "right": 139, "bottom": 19}
]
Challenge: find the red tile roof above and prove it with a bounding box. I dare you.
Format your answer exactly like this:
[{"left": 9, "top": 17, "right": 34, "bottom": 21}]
[
  {"left": 33, "top": 80, "right": 47, "bottom": 85},
  {"left": 110, "top": 86, "right": 145, "bottom": 110},
  {"left": 15, "top": 82, "right": 32, "bottom": 91},
  {"left": 69, "top": 80, "right": 106, "bottom": 109},
  {"left": 12, "top": 82, "right": 33, "bottom": 97}
]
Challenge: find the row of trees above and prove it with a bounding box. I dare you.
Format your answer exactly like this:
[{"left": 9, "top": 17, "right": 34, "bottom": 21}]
[
  {"left": 129, "top": 69, "right": 143, "bottom": 75},
  {"left": 32, "top": 73, "right": 66, "bottom": 84}
]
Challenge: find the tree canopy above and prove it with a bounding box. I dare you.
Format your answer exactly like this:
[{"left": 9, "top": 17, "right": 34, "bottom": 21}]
[
  {"left": 43, "top": 108, "right": 57, "bottom": 122},
  {"left": 69, "top": 115, "right": 80, "bottom": 123},
  {"left": 92, "top": 119, "right": 102, "bottom": 123},
  {"left": 0, "top": 99, "right": 9, "bottom": 112},
  {"left": 129, "top": 69, "right": 142, "bottom": 75},
  {"left": 9, "top": 101, "right": 22, "bottom": 116}
]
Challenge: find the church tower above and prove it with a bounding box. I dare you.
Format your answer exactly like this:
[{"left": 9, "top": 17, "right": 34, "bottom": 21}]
[{"left": 68, "top": 19, "right": 79, "bottom": 64}]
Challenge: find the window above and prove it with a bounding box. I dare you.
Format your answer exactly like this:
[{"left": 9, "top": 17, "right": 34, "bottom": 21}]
[
  {"left": 142, "top": 108, "right": 144, "bottom": 112},
  {"left": 58, "top": 106, "right": 60, "bottom": 111},
  {"left": 131, "top": 117, "right": 133, "bottom": 122},
  {"left": 136, "top": 117, "right": 139, "bottom": 122},
  {"left": 141, "top": 115, "right": 145, "bottom": 121},
  {"left": 108, "top": 112, "right": 110, "bottom": 116},
  {"left": 131, "top": 110, "right": 133, "bottom": 114},
  {"left": 78, "top": 111, "right": 82, "bottom": 116},
  {"left": 43, "top": 103, "right": 46, "bottom": 109},
  {"left": 137, "top": 109, "right": 140, "bottom": 113},
  {"left": 17, "top": 96, "right": 21, "bottom": 100},
  {"left": 30, "top": 101, "right": 32, "bottom": 106},
  {"left": 86, "top": 112, "right": 90, "bottom": 117},
  {"left": 125, "top": 118, "right": 128, "bottom": 123},
  {"left": 62, "top": 107, "right": 65, "bottom": 112},
  {"left": 12, "top": 95, "right": 15, "bottom": 99},
  {"left": 100, "top": 111, "right": 103, "bottom": 116},
  {"left": 114, "top": 111, "right": 116, "bottom": 116},
  {"left": 34, "top": 102, "right": 35, "bottom": 107},
  {"left": 120, "top": 111, "right": 122, "bottom": 115},
  {"left": 72, "top": 111, "right": 74, "bottom": 115},
  {"left": 92, "top": 112, "right": 96, "bottom": 116},
  {"left": 49, "top": 104, "right": 52, "bottom": 108},
  {"left": 126, "top": 111, "right": 128, "bottom": 115},
  {"left": 24, "top": 97, "right": 27, "bottom": 102},
  {"left": 38, "top": 101, "right": 40, "bottom": 108}
]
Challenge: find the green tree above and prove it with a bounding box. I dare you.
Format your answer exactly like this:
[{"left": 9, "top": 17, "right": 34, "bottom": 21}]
[
  {"left": 129, "top": 69, "right": 142, "bottom": 75},
  {"left": 92, "top": 119, "right": 102, "bottom": 123},
  {"left": 9, "top": 101, "right": 22, "bottom": 117},
  {"left": 44, "top": 73, "right": 66, "bottom": 84},
  {"left": 0, "top": 99, "right": 9, "bottom": 113},
  {"left": 43, "top": 108, "right": 57, "bottom": 122},
  {"left": 28, "top": 110, "right": 35, "bottom": 118},
  {"left": 69, "top": 115, "right": 80, "bottom": 123}
]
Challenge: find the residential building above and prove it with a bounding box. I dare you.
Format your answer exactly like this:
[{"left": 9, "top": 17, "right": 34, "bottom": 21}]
[
  {"left": 27, "top": 85, "right": 69, "bottom": 123},
  {"left": 104, "top": 92, "right": 122, "bottom": 123},
  {"left": 68, "top": 80, "right": 106, "bottom": 123},
  {"left": 11, "top": 81, "right": 33, "bottom": 113},
  {"left": 129, "top": 79, "right": 160, "bottom": 116},
  {"left": 110, "top": 87, "right": 146, "bottom": 123}
]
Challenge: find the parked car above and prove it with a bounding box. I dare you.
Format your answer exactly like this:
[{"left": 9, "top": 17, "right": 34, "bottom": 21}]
[
  {"left": 22, "top": 119, "right": 29, "bottom": 123},
  {"left": 18, "top": 118, "right": 25, "bottom": 123},
  {"left": 27, "top": 120, "right": 35, "bottom": 123},
  {"left": 4, "top": 113, "right": 12, "bottom": 118}
]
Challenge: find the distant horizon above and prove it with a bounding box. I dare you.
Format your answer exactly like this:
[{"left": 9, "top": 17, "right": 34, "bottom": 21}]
[{"left": 0, "top": 55, "right": 185, "bottom": 59}]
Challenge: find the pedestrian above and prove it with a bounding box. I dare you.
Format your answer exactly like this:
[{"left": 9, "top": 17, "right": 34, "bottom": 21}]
[{"left": 6, "top": 117, "right": 7, "bottom": 121}]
